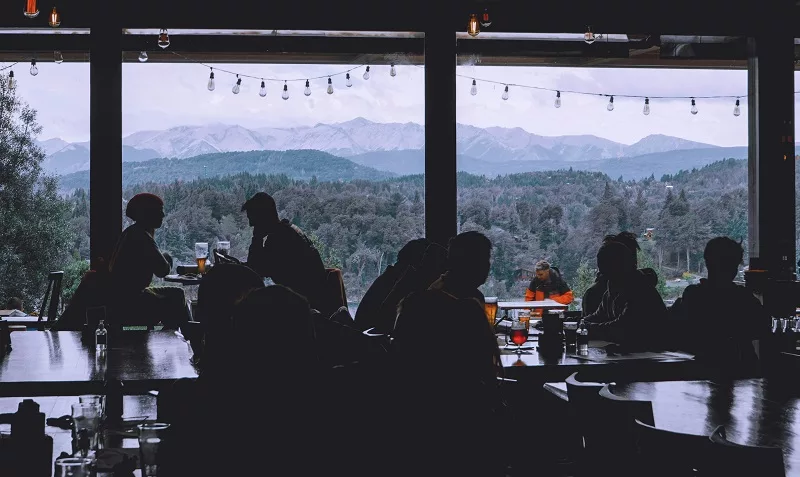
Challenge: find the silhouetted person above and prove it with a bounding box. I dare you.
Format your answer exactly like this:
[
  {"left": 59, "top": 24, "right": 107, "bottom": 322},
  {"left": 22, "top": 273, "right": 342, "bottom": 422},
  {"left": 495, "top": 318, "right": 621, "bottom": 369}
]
[
  {"left": 354, "top": 238, "right": 429, "bottom": 331},
  {"left": 373, "top": 242, "right": 448, "bottom": 334},
  {"left": 240, "top": 192, "right": 328, "bottom": 313},
  {"left": 428, "top": 231, "right": 492, "bottom": 307},
  {"left": 671, "top": 237, "right": 768, "bottom": 367},
  {"left": 583, "top": 240, "right": 668, "bottom": 350},
  {"left": 5, "top": 297, "right": 23, "bottom": 311},
  {"left": 525, "top": 260, "right": 574, "bottom": 304},
  {"left": 108, "top": 193, "right": 190, "bottom": 329},
  {"left": 193, "top": 263, "right": 265, "bottom": 371},
  {"left": 582, "top": 232, "right": 658, "bottom": 317},
  {"left": 390, "top": 289, "right": 505, "bottom": 477}
]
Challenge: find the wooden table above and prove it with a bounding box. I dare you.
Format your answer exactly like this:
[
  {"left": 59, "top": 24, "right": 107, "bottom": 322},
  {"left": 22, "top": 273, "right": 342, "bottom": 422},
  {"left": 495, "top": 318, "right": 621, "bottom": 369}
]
[
  {"left": 498, "top": 300, "right": 569, "bottom": 310},
  {"left": 0, "top": 395, "right": 156, "bottom": 473},
  {"left": 164, "top": 274, "right": 202, "bottom": 286},
  {"left": 0, "top": 331, "right": 198, "bottom": 396},
  {"left": 611, "top": 378, "right": 800, "bottom": 476}
]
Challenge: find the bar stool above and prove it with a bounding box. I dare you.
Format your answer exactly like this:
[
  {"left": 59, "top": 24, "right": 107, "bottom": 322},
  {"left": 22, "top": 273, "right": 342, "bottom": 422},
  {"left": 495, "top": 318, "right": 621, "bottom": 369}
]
[{"left": 37, "top": 271, "right": 64, "bottom": 330}]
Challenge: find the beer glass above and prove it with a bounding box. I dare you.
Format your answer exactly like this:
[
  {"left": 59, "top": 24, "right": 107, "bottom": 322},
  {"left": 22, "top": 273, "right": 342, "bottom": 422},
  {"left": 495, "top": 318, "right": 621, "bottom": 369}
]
[
  {"left": 54, "top": 457, "right": 94, "bottom": 477},
  {"left": 138, "top": 422, "right": 171, "bottom": 477},
  {"left": 194, "top": 242, "right": 209, "bottom": 274},
  {"left": 484, "top": 297, "right": 498, "bottom": 327}
]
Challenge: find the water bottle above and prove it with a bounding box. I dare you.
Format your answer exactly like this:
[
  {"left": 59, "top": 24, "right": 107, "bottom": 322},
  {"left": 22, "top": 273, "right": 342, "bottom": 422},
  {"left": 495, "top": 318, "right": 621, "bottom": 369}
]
[
  {"left": 576, "top": 319, "right": 589, "bottom": 353},
  {"left": 95, "top": 320, "right": 108, "bottom": 352}
]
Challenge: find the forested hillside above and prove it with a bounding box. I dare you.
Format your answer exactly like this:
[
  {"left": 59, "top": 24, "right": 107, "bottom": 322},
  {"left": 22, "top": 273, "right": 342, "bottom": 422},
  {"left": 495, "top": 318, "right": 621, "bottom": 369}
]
[{"left": 62, "top": 157, "right": 757, "bottom": 304}]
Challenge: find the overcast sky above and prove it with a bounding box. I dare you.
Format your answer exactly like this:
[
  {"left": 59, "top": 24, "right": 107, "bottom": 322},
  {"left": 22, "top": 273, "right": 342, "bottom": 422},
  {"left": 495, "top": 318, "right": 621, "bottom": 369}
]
[{"left": 7, "top": 59, "right": 793, "bottom": 147}]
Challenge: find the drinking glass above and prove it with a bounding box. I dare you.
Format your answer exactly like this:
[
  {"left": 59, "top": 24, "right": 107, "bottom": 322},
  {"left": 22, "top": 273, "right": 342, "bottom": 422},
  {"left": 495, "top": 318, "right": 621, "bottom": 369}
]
[
  {"left": 79, "top": 395, "right": 104, "bottom": 418},
  {"left": 509, "top": 319, "right": 530, "bottom": 354},
  {"left": 216, "top": 240, "right": 231, "bottom": 256},
  {"left": 54, "top": 457, "right": 94, "bottom": 477},
  {"left": 484, "top": 297, "right": 498, "bottom": 327},
  {"left": 138, "top": 422, "right": 171, "bottom": 477},
  {"left": 194, "top": 242, "right": 209, "bottom": 274},
  {"left": 71, "top": 402, "right": 101, "bottom": 457}
]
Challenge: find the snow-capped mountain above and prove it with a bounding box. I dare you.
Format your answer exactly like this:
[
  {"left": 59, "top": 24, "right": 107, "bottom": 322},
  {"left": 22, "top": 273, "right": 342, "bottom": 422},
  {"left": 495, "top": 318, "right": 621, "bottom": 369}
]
[{"left": 38, "top": 118, "right": 722, "bottom": 175}]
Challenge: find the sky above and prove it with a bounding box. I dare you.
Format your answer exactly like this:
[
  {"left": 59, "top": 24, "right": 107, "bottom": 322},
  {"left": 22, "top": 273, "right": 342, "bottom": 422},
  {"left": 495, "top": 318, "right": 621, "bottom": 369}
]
[{"left": 5, "top": 57, "right": 789, "bottom": 147}]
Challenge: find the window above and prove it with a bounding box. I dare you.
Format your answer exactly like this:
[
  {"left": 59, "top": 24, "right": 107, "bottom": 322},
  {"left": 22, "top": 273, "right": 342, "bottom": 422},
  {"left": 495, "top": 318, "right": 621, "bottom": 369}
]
[
  {"left": 122, "top": 47, "right": 424, "bottom": 313},
  {"left": 0, "top": 58, "right": 90, "bottom": 314},
  {"left": 455, "top": 57, "right": 748, "bottom": 309}
]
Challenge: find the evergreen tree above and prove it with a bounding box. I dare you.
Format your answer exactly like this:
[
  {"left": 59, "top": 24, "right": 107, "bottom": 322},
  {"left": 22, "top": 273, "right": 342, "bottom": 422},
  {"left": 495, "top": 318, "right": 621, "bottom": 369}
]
[{"left": 0, "top": 79, "right": 72, "bottom": 310}]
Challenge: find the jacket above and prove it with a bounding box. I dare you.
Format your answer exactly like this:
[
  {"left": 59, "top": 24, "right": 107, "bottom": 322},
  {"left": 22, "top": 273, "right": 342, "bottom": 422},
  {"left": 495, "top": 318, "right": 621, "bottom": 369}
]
[
  {"left": 583, "top": 269, "right": 668, "bottom": 350},
  {"left": 582, "top": 268, "right": 658, "bottom": 317},
  {"left": 525, "top": 266, "right": 574, "bottom": 304}
]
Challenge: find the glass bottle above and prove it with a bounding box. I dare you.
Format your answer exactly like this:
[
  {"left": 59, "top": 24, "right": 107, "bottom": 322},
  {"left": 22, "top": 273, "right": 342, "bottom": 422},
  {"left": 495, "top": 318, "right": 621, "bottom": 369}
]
[
  {"left": 95, "top": 320, "right": 107, "bottom": 351},
  {"left": 577, "top": 319, "right": 589, "bottom": 353}
]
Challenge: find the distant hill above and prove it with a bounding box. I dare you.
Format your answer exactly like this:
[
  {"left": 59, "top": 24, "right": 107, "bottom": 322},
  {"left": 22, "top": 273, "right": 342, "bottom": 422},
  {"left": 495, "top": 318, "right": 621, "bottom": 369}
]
[
  {"left": 39, "top": 118, "right": 734, "bottom": 175},
  {"left": 57, "top": 149, "right": 394, "bottom": 193},
  {"left": 348, "top": 146, "right": 750, "bottom": 180}
]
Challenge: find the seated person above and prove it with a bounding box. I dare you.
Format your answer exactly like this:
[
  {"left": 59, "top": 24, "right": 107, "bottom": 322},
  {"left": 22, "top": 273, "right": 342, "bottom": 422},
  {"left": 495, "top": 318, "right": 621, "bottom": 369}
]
[
  {"left": 239, "top": 192, "right": 329, "bottom": 314},
  {"left": 389, "top": 289, "right": 505, "bottom": 477},
  {"left": 525, "top": 260, "right": 574, "bottom": 304},
  {"left": 582, "top": 232, "right": 657, "bottom": 317},
  {"left": 108, "top": 193, "right": 190, "bottom": 329},
  {"left": 582, "top": 240, "right": 668, "bottom": 350},
  {"left": 670, "top": 237, "right": 768, "bottom": 365},
  {"left": 373, "top": 242, "right": 448, "bottom": 335},
  {"left": 354, "top": 238, "right": 429, "bottom": 331},
  {"left": 3, "top": 297, "right": 27, "bottom": 317},
  {"left": 428, "top": 231, "right": 492, "bottom": 307}
]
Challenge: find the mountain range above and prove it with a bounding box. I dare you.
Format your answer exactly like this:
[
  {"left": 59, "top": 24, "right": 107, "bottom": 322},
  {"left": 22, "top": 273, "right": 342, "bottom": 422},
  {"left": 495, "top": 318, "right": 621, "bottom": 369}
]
[{"left": 39, "top": 118, "right": 744, "bottom": 177}]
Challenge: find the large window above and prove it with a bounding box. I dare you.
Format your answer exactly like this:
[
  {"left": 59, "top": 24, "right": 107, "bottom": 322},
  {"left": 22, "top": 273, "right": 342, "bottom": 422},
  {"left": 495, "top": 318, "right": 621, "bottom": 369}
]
[
  {"left": 122, "top": 54, "right": 424, "bottom": 312},
  {"left": 455, "top": 60, "right": 748, "bottom": 309},
  {"left": 0, "top": 58, "right": 90, "bottom": 315}
]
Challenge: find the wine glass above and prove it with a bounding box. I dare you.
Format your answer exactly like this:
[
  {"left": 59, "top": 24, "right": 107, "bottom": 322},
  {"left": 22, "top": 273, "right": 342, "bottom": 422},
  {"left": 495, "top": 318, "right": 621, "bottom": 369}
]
[{"left": 509, "top": 319, "right": 530, "bottom": 354}]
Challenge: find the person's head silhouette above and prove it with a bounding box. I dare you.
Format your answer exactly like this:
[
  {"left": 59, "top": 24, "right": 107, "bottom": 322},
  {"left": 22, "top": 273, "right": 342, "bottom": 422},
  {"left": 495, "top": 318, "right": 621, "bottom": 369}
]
[
  {"left": 446, "top": 231, "right": 492, "bottom": 288},
  {"left": 703, "top": 237, "right": 743, "bottom": 282},
  {"left": 604, "top": 231, "right": 641, "bottom": 267},
  {"left": 596, "top": 240, "right": 636, "bottom": 283},
  {"left": 397, "top": 238, "right": 430, "bottom": 269},
  {"left": 241, "top": 192, "right": 280, "bottom": 229},
  {"left": 126, "top": 193, "right": 165, "bottom": 229},
  {"left": 5, "top": 297, "right": 22, "bottom": 311}
]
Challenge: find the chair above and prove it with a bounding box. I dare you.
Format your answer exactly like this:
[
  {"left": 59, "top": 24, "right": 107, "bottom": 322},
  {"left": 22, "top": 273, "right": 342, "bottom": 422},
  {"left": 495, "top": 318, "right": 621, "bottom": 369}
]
[
  {"left": 709, "top": 426, "right": 785, "bottom": 477},
  {"left": 595, "top": 384, "right": 655, "bottom": 476},
  {"left": 320, "top": 268, "right": 347, "bottom": 318},
  {"left": 565, "top": 372, "right": 606, "bottom": 450},
  {"left": 52, "top": 269, "right": 108, "bottom": 331},
  {"left": 37, "top": 271, "right": 64, "bottom": 329},
  {"left": 634, "top": 419, "right": 714, "bottom": 476}
]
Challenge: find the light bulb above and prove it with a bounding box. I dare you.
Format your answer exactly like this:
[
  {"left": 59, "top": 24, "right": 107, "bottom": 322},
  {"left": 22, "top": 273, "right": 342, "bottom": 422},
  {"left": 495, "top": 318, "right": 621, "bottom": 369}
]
[
  {"left": 733, "top": 98, "right": 741, "bottom": 117},
  {"left": 259, "top": 80, "right": 267, "bottom": 97},
  {"left": 363, "top": 66, "right": 370, "bottom": 80},
  {"left": 158, "top": 28, "right": 170, "bottom": 49},
  {"left": 327, "top": 77, "right": 334, "bottom": 95},
  {"left": 232, "top": 76, "right": 241, "bottom": 95},
  {"left": 643, "top": 98, "right": 650, "bottom": 116},
  {"left": 690, "top": 98, "right": 698, "bottom": 115},
  {"left": 138, "top": 51, "right": 148, "bottom": 62},
  {"left": 304, "top": 79, "right": 311, "bottom": 96},
  {"left": 480, "top": 8, "right": 492, "bottom": 27},
  {"left": 584, "top": 26, "right": 596, "bottom": 44},
  {"left": 29, "top": 59, "right": 38, "bottom": 76},
  {"left": 470, "top": 79, "right": 477, "bottom": 96},
  {"left": 282, "top": 82, "right": 289, "bottom": 100},
  {"left": 48, "top": 6, "right": 60, "bottom": 27},
  {"left": 54, "top": 51, "right": 63, "bottom": 64},
  {"left": 207, "top": 71, "right": 215, "bottom": 91},
  {"left": 606, "top": 96, "right": 614, "bottom": 111},
  {"left": 346, "top": 73, "right": 352, "bottom": 87},
  {"left": 467, "top": 13, "right": 480, "bottom": 37},
  {"left": 8, "top": 71, "right": 15, "bottom": 89},
  {"left": 554, "top": 91, "right": 561, "bottom": 108},
  {"left": 501, "top": 85, "right": 509, "bottom": 101},
  {"left": 390, "top": 64, "right": 396, "bottom": 77}
]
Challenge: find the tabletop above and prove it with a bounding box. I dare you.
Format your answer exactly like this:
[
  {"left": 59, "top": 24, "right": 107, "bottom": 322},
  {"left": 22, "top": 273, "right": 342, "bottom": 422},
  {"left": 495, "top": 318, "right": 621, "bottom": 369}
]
[
  {"left": 164, "top": 274, "right": 202, "bottom": 286},
  {"left": 0, "top": 331, "right": 198, "bottom": 396},
  {"left": 498, "top": 300, "right": 569, "bottom": 309},
  {"left": 611, "top": 378, "right": 800, "bottom": 475}
]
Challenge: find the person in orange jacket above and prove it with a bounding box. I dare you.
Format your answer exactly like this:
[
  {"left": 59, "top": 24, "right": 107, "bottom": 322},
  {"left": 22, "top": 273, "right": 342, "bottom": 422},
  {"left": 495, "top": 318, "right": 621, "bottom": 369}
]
[{"left": 524, "top": 260, "right": 574, "bottom": 304}]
